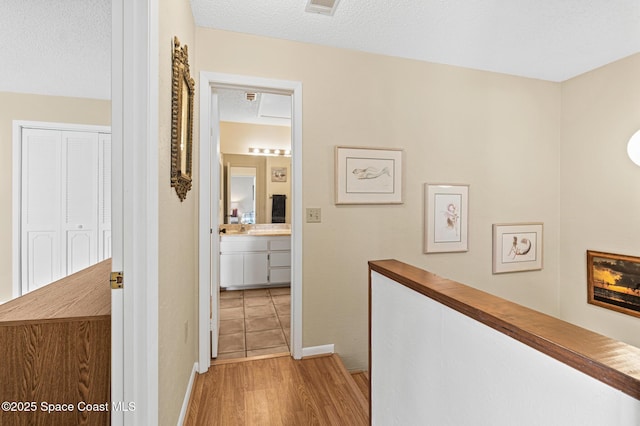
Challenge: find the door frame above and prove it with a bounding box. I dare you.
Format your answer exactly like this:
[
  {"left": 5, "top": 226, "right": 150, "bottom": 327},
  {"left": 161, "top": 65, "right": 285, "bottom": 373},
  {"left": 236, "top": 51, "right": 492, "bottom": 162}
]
[
  {"left": 198, "top": 72, "right": 303, "bottom": 372},
  {"left": 111, "top": 0, "right": 159, "bottom": 424},
  {"left": 11, "top": 120, "right": 111, "bottom": 298}
]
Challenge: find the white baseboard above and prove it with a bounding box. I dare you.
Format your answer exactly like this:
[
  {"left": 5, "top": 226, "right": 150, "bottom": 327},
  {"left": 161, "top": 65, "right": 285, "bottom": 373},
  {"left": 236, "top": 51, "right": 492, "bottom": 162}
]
[
  {"left": 302, "top": 344, "right": 335, "bottom": 358},
  {"left": 177, "top": 362, "right": 199, "bottom": 426}
]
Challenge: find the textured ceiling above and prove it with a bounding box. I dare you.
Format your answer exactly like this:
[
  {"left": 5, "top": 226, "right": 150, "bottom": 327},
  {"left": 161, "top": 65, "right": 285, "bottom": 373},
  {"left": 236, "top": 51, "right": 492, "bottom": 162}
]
[
  {"left": 2, "top": 1, "right": 639, "bottom": 102},
  {"left": 1, "top": 0, "right": 111, "bottom": 99},
  {"left": 192, "top": 0, "right": 640, "bottom": 82},
  {"left": 218, "top": 88, "right": 291, "bottom": 127}
]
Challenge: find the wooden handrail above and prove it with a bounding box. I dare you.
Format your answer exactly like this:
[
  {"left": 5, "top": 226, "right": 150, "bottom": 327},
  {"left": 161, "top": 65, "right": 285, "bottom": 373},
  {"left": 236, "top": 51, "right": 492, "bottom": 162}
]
[{"left": 369, "top": 259, "right": 640, "bottom": 400}]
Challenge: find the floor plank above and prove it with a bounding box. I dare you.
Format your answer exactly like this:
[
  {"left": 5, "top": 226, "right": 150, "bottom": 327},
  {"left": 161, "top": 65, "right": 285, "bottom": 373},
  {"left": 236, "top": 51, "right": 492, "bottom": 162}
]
[
  {"left": 350, "top": 371, "right": 370, "bottom": 402},
  {"left": 186, "top": 354, "right": 368, "bottom": 425}
]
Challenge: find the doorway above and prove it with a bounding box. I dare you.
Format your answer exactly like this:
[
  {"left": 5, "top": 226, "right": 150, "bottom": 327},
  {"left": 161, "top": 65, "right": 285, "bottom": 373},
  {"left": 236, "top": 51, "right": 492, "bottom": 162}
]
[
  {"left": 217, "top": 92, "right": 291, "bottom": 359},
  {"left": 13, "top": 121, "right": 111, "bottom": 296},
  {"left": 198, "top": 72, "right": 303, "bottom": 372}
]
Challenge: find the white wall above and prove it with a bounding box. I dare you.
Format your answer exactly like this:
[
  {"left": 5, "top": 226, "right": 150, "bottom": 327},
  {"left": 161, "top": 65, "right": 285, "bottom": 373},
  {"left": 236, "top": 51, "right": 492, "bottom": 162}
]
[
  {"left": 158, "top": 0, "right": 199, "bottom": 424},
  {"left": 0, "top": 92, "right": 110, "bottom": 304},
  {"left": 559, "top": 53, "right": 640, "bottom": 348},
  {"left": 371, "top": 271, "right": 640, "bottom": 425},
  {"left": 197, "top": 28, "right": 562, "bottom": 370}
]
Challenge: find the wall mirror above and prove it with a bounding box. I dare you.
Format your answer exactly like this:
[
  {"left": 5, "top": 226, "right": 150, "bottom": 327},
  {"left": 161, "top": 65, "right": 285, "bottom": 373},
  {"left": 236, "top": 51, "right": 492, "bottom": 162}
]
[
  {"left": 228, "top": 166, "right": 257, "bottom": 224},
  {"left": 171, "top": 36, "right": 195, "bottom": 201},
  {"left": 221, "top": 153, "right": 292, "bottom": 225}
]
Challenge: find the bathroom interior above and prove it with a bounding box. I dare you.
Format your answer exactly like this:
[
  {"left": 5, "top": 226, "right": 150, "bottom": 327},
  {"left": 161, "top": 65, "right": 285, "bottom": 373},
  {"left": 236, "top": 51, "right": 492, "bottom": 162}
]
[{"left": 216, "top": 88, "right": 293, "bottom": 360}]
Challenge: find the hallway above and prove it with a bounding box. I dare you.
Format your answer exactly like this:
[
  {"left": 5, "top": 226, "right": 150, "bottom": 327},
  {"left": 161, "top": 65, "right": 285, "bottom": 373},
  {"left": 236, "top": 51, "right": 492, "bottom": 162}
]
[{"left": 186, "top": 354, "right": 369, "bottom": 425}]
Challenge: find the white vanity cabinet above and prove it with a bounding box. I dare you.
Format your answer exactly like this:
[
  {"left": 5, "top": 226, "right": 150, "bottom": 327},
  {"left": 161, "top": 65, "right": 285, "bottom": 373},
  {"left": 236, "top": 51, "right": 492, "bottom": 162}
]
[{"left": 220, "top": 235, "right": 291, "bottom": 289}]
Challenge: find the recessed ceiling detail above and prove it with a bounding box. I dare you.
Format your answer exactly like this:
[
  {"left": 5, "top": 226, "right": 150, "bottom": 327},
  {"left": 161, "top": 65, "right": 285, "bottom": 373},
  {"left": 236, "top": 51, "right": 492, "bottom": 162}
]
[
  {"left": 218, "top": 88, "right": 291, "bottom": 127},
  {"left": 305, "top": 0, "right": 341, "bottom": 16},
  {"left": 258, "top": 94, "right": 292, "bottom": 120}
]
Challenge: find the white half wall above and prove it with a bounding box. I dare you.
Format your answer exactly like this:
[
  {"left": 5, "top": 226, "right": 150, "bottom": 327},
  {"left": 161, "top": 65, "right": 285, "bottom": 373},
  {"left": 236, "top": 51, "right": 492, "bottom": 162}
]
[{"left": 371, "top": 271, "right": 640, "bottom": 425}]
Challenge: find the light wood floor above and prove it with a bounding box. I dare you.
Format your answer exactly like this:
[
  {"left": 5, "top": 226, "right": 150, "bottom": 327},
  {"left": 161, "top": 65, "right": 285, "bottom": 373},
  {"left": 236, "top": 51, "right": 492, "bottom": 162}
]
[{"left": 185, "top": 354, "right": 369, "bottom": 425}]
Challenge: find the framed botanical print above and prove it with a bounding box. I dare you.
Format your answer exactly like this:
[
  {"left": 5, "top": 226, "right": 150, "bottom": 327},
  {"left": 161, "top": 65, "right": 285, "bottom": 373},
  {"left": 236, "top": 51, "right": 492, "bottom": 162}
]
[{"left": 424, "top": 184, "right": 469, "bottom": 253}]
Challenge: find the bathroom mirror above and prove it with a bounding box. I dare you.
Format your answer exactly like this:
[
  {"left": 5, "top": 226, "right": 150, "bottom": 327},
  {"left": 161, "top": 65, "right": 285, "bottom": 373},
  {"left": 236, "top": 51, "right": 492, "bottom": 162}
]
[
  {"left": 222, "top": 153, "right": 291, "bottom": 225},
  {"left": 228, "top": 166, "right": 256, "bottom": 224}
]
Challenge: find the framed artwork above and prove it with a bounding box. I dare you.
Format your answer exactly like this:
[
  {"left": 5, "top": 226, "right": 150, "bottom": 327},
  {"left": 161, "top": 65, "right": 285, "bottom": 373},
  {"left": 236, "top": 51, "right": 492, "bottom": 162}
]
[
  {"left": 170, "top": 36, "right": 195, "bottom": 202},
  {"left": 271, "top": 167, "right": 287, "bottom": 182},
  {"left": 335, "top": 146, "right": 403, "bottom": 204},
  {"left": 587, "top": 250, "right": 640, "bottom": 319},
  {"left": 492, "top": 223, "right": 543, "bottom": 273},
  {"left": 424, "top": 184, "right": 469, "bottom": 253}
]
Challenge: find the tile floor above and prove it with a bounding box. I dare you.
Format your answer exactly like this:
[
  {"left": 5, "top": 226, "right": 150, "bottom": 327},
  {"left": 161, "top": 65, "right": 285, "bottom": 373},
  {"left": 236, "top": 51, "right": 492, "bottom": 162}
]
[{"left": 216, "top": 287, "right": 291, "bottom": 360}]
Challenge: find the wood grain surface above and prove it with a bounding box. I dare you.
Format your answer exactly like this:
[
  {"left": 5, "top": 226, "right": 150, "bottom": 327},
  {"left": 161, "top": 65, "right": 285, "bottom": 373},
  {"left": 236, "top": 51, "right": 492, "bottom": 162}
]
[
  {"left": 0, "top": 259, "right": 111, "bottom": 324},
  {"left": 0, "top": 261, "right": 111, "bottom": 425},
  {"left": 186, "top": 354, "right": 369, "bottom": 425}
]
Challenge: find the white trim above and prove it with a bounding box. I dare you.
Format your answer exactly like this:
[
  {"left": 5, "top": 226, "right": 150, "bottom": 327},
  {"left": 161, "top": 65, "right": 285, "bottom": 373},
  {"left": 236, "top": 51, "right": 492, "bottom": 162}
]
[
  {"left": 110, "top": 0, "right": 124, "bottom": 424},
  {"left": 302, "top": 344, "right": 335, "bottom": 358},
  {"left": 11, "top": 120, "right": 111, "bottom": 300},
  {"left": 12, "top": 120, "right": 110, "bottom": 133},
  {"left": 112, "top": 0, "right": 159, "bottom": 424},
  {"left": 290, "top": 84, "right": 303, "bottom": 360},
  {"left": 177, "top": 362, "right": 199, "bottom": 426},
  {"left": 198, "top": 78, "right": 217, "bottom": 370},
  {"left": 198, "top": 72, "right": 303, "bottom": 373}
]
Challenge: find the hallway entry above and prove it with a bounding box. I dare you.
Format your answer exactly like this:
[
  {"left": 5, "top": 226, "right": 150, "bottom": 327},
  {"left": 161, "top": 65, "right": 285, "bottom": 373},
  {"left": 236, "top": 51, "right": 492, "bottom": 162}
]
[{"left": 198, "top": 72, "right": 303, "bottom": 372}]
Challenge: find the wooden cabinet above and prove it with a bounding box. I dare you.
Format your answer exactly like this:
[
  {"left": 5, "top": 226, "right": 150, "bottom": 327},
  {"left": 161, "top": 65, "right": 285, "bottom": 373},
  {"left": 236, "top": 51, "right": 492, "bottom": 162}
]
[
  {"left": 220, "top": 235, "right": 290, "bottom": 289},
  {"left": 0, "top": 260, "right": 111, "bottom": 425}
]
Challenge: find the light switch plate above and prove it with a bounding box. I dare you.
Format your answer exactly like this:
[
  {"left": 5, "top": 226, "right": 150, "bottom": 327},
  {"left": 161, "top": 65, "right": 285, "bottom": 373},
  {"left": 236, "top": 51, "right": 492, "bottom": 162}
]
[{"left": 306, "top": 208, "right": 321, "bottom": 223}]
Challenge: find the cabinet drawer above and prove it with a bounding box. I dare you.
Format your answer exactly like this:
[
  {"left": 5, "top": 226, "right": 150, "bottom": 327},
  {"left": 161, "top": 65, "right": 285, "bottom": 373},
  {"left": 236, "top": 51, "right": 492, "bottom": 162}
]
[
  {"left": 270, "top": 268, "right": 291, "bottom": 284},
  {"left": 269, "top": 237, "right": 291, "bottom": 251},
  {"left": 220, "top": 238, "right": 268, "bottom": 253},
  {"left": 270, "top": 252, "right": 291, "bottom": 267}
]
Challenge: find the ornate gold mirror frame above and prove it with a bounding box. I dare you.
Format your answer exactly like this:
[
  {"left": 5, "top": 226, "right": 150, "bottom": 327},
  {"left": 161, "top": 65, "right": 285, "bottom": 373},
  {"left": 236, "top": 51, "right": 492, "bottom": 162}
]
[{"left": 171, "top": 36, "right": 195, "bottom": 201}]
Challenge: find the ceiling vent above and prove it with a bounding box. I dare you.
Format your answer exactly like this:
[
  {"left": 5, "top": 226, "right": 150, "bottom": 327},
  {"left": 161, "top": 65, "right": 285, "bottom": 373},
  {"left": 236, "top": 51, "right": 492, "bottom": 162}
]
[
  {"left": 305, "top": 0, "right": 340, "bottom": 16},
  {"left": 245, "top": 92, "right": 257, "bottom": 102}
]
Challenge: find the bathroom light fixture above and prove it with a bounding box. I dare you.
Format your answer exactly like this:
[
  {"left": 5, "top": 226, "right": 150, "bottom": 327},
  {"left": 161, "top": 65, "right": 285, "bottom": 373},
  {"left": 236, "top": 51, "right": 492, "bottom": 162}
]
[
  {"left": 627, "top": 129, "right": 640, "bottom": 166},
  {"left": 248, "top": 147, "right": 291, "bottom": 157}
]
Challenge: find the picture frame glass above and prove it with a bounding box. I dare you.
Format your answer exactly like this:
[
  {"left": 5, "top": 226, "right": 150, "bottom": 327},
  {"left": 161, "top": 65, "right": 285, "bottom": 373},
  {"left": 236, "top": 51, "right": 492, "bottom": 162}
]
[
  {"left": 424, "top": 184, "right": 469, "bottom": 253},
  {"left": 335, "top": 146, "right": 403, "bottom": 204},
  {"left": 492, "top": 223, "right": 543, "bottom": 274},
  {"left": 587, "top": 251, "right": 640, "bottom": 318},
  {"left": 179, "top": 76, "right": 190, "bottom": 177}
]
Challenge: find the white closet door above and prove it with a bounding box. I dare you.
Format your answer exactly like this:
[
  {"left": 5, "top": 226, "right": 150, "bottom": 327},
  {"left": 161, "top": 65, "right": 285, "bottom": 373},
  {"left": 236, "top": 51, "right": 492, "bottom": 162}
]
[
  {"left": 21, "top": 128, "right": 106, "bottom": 293},
  {"left": 61, "top": 131, "right": 100, "bottom": 276},
  {"left": 98, "top": 133, "right": 112, "bottom": 261},
  {"left": 21, "top": 129, "right": 63, "bottom": 292}
]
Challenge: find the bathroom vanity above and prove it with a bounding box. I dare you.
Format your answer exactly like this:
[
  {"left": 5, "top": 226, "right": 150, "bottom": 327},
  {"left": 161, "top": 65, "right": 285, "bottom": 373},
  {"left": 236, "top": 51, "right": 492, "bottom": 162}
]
[{"left": 219, "top": 234, "right": 291, "bottom": 289}]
